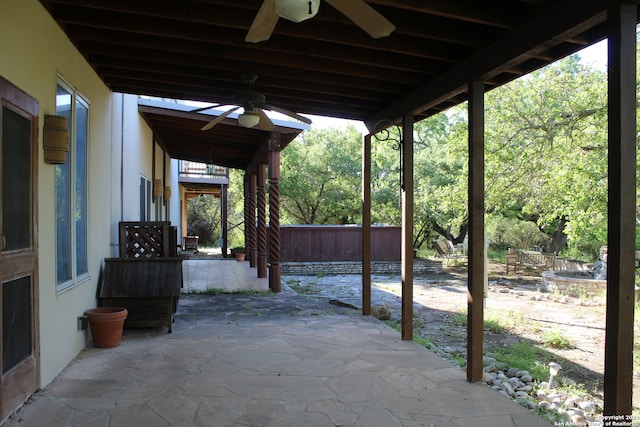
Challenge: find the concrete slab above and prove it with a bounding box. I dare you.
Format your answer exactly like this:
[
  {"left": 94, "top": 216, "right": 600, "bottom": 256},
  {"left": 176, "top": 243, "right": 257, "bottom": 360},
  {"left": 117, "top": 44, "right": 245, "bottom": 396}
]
[{"left": 182, "top": 259, "right": 269, "bottom": 293}]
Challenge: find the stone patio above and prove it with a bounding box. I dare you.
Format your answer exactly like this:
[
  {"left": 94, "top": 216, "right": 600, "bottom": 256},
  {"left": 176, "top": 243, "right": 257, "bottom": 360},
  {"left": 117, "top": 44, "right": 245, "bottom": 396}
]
[{"left": 1, "top": 260, "right": 552, "bottom": 427}]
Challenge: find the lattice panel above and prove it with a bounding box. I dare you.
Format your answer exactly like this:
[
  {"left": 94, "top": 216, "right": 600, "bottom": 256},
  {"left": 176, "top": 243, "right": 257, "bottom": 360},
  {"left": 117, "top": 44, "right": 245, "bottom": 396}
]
[{"left": 119, "top": 222, "right": 170, "bottom": 258}]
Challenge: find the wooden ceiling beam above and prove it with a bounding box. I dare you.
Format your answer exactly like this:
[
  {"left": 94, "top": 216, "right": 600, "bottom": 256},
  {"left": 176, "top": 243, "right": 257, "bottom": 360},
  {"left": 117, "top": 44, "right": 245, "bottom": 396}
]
[
  {"left": 366, "top": 0, "right": 609, "bottom": 131},
  {"left": 79, "top": 40, "right": 430, "bottom": 87},
  {"left": 125, "top": 82, "right": 378, "bottom": 121},
  {"left": 370, "top": 0, "right": 525, "bottom": 29},
  {"left": 51, "top": 2, "right": 473, "bottom": 62},
  {"left": 104, "top": 73, "right": 388, "bottom": 112},
  {"left": 91, "top": 56, "right": 411, "bottom": 105},
  {"left": 98, "top": 66, "right": 397, "bottom": 105},
  {"left": 65, "top": 24, "right": 455, "bottom": 74},
  {"left": 54, "top": 0, "right": 510, "bottom": 52}
]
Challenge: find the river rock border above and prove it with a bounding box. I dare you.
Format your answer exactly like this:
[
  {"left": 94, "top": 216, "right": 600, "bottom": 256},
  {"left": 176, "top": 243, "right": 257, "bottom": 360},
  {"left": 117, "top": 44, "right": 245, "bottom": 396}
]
[{"left": 482, "top": 364, "right": 602, "bottom": 425}]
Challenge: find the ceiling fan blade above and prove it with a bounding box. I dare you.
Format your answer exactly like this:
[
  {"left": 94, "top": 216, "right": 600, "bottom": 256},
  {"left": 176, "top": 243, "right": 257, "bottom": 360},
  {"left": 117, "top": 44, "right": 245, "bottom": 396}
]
[
  {"left": 189, "top": 104, "right": 218, "bottom": 113},
  {"left": 190, "top": 104, "right": 223, "bottom": 113},
  {"left": 245, "top": 0, "right": 279, "bottom": 43},
  {"left": 201, "top": 106, "right": 240, "bottom": 131},
  {"left": 325, "top": 0, "right": 395, "bottom": 39},
  {"left": 264, "top": 104, "right": 312, "bottom": 125},
  {"left": 256, "top": 109, "right": 275, "bottom": 131}
]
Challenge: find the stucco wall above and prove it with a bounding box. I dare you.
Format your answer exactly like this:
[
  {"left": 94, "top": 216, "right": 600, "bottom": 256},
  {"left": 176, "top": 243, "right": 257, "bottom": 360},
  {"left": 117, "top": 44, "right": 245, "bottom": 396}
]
[
  {"left": 0, "top": 0, "right": 115, "bottom": 386},
  {"left": 0, "top": 0, "right": 184, "bottom": 390}
]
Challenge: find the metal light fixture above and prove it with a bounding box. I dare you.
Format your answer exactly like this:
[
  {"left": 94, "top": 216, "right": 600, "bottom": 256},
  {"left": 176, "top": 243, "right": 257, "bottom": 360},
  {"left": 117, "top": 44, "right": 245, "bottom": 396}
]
[
  {"left": 547, "top": 362, "right": 561, "bottom": 390},
  {"left": 274, "top": 0, "right": 320, "bottom": 23},
  {"left": 237, "top": 110, "right": 260, "bottom": 128}
]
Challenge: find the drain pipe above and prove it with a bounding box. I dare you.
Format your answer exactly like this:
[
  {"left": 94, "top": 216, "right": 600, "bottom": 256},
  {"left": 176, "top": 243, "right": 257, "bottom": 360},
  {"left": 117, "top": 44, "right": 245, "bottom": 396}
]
[{"left": 120, "top": 93, "right": 125, "bottom": 221}]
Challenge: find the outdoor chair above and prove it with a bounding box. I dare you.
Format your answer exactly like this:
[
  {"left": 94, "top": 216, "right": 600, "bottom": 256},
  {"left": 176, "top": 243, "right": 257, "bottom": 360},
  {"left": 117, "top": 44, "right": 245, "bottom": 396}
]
[{"left": 432, "top": 239, "right": 463, "bottom": 259}]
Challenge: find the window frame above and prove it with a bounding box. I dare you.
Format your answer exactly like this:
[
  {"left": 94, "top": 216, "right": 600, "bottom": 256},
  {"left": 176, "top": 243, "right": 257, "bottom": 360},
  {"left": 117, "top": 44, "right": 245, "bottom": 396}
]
[{"left": 55, "top": 77, "right": 90, "bottom": 292}]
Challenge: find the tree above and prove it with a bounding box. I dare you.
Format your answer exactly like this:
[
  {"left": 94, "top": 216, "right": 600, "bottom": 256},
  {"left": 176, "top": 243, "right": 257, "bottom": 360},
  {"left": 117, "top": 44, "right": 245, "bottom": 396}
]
[
  {"left": 226, "top": 52, "right": 621, "bottom": 259},
  {"left": 186, "top": 194, "right": 220, "bottom": 246},
  {"left": 280, "top": 126, "right": 363, "bottom": 224},
  {"left": 484, "top": 55, "right": 608, "bottom": 256}
]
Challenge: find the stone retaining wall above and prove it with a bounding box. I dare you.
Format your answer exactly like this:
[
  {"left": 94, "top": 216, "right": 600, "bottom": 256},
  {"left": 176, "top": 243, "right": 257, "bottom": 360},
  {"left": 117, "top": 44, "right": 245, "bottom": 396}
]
[{"left": 281, "top": 259, "right": 443, "bottom": 276}]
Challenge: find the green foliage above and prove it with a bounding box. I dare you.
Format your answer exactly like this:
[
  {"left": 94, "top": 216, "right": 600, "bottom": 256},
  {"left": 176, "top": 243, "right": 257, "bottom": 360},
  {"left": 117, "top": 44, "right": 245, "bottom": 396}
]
[
  {"left": 280, "top": 126, "right": 363, "bottom": 224},
  {"left": 542, "top": 330, "right": 574, "bottom": 349},
  {"left": 220, "top": 50, "right": 638, "bottom": 260},
  {"left": 186, "top": 194, "right": 220, "bottom": 246},
  {"left": 484, "top": 56, "right": 609, "bottom": 255},
  {"left": 226, "top": 168, "right": 246, "bottom": 248},
  {"left": 488, "top": 341, "right": 551, "bottom": 381},
  {"left": 450, "top": 311, "right": 467, "bottom": 327},
  {"left": 485, "top": 214, "right": 548, "bottom": 251}
]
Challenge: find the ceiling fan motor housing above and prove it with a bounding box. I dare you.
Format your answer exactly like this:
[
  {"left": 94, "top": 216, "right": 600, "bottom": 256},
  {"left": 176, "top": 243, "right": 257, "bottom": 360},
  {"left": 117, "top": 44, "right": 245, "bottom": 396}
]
[
  {"left": 232, "top": 92, "right": 266, "bottom": 109},
  {"left": 275, "top": 0, "right": 320, "bottom": 23}
]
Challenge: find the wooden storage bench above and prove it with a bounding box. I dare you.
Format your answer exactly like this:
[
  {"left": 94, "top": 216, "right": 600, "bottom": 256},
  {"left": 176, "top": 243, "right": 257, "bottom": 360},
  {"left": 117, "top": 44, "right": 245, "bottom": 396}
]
[{"left": 99, "top": 257, "right": 183, "bottom": 333}]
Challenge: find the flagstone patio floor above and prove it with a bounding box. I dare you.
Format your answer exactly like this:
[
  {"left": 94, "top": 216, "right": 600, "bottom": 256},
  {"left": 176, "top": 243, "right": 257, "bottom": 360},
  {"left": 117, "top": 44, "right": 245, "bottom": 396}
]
[{"left": 1, "top": 259, "right": 551, "bottom": 427}]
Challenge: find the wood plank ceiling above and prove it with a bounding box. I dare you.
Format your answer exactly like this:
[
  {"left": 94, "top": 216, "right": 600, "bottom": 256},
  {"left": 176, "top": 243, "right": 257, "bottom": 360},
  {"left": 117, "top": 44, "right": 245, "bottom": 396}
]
[{"left": 38, "top": 0, "right": 633, "bottom": 162}]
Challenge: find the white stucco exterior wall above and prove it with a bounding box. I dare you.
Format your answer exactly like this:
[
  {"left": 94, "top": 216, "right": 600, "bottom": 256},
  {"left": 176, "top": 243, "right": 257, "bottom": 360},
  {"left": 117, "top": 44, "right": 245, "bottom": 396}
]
[
  {"left": 0, "top": 0, "right": 114, "bottom": 385},
  {"left": 0, "top": 0, "right": 182, "bottom": 391}
]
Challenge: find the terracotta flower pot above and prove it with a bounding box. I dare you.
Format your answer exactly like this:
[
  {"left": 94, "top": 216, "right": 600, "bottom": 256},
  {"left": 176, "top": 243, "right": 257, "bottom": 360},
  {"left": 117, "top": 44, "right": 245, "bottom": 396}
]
[
  {"left": 85, "top": 307, "right": 128, "bottom": 348},
  {"left": 235, "top": 252, "right": 246, "bottom": 262}
]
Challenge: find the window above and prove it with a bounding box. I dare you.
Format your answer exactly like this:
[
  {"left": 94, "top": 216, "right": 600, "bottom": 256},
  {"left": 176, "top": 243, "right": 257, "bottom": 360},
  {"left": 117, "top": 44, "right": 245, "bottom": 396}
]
[
  {"left": 140, "top": 176, "right": 151, "bottom": 221},
  {"left": 55, "top": 79, "right": 88, "bottom": 291}
]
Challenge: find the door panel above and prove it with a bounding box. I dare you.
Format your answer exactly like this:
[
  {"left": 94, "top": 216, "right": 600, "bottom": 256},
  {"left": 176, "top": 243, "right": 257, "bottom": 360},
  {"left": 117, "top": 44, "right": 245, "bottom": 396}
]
[{"left": 0, "top": 77, "right": 39, "bottom": 422}]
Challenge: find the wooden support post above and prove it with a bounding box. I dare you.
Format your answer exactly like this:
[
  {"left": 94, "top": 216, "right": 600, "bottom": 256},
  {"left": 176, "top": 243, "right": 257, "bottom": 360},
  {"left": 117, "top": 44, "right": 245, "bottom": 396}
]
[
  {"left": 401, "top": 116, "right": 414, "bottom": 341},
  {"left": 221, "top": 183, "right": 228, "bottom": 257},
  {"left": 243, "top": 174, "right": 249, "bottom": 259},
  {"left": 467, "top": 79, "right": 485, "bottom": 382},
  {"left": 268, "top": 134, "right": 282, "bottom": 292},
  {"left": 362, "top": 134, "right": 372, "bottom": 315},
  {"left": 604, "top": 0, "right": 636, "bottom": 415},
  {"left": 256, "top": 164, "right": 268, "bottom": 278},
  {"left": 248, "top": 172, "right": 257, "bottom": 267}
]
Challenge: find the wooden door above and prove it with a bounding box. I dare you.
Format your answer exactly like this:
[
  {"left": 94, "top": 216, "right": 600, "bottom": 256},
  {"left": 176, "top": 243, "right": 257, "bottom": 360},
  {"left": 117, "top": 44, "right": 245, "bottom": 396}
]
[{"left": 0, "top": 77, "right": 39, "bottom": 421}]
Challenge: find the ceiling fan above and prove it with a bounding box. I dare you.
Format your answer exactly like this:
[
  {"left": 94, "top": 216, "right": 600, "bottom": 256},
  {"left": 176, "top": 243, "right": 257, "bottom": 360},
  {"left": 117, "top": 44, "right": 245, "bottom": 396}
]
[
  {"left": 193, "top": 73, "right": 312, "bottom": 131},
  {"left": 245, "top": 0, "right": 395, "bottom": 43}
]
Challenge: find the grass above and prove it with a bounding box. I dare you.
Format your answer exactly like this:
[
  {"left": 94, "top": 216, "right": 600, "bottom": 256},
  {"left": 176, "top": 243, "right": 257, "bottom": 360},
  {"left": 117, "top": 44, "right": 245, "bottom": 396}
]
[
  {"left": 285, "top": 278, "right": 319, "bottom": 295},
  {"left": 184, "top": 288, "right": 273, "bottom": 297},
  {"left": 487, "top": 248, "right": 507, "bottom": 265},
  {"left": 450, "top": 311, "right": 466, "bottom": 327},
  {"left": 185, "top": 287, "right": 224, "bottom": 295},
  {"left": 449, "top": 307, "right": 540, "bottom": 334},
  {"left": 384, "top": 320, "right": 436, "bottom": 348},
  {"left": 541, "top": 330, "right": 574, "bottom": 349},
  {"left": 488, "top": 341, "right": 554, "bottom": 381}
]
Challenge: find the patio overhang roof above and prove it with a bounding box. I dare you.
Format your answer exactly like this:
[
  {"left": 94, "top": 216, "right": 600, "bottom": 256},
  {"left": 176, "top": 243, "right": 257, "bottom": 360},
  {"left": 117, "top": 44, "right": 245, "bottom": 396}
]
[
  {"left": 39, "top": 0, "right": 629, "bottom": 135},
  {"left": 137, "top": 98, "right": 307, "bottom": 169}
]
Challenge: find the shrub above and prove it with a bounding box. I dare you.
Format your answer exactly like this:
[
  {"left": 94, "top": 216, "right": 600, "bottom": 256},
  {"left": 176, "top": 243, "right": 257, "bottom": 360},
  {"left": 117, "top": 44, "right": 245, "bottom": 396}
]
[{"left": 486, "top": 214, "right": 547, "bottom": 251}]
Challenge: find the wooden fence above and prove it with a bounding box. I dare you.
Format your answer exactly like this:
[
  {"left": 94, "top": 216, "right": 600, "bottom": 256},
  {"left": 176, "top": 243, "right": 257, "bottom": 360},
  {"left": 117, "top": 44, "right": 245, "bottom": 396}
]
[{"left": 278, "top": 225, "right": 401, "bottom": 262}]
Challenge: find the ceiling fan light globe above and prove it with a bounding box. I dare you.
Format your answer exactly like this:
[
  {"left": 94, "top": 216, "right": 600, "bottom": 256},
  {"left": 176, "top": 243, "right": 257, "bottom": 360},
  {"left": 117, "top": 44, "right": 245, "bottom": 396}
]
[
  {"left": 275, "top": 0, "right": 320, "bottom": 23},
  {"left": 238, "top": 110, "right": 261, "bottom": 128}
]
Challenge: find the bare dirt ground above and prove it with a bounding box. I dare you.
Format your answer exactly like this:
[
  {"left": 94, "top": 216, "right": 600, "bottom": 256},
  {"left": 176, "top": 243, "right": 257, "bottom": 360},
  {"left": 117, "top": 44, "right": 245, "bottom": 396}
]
[
  {"left": 387, "top": 259, "right": 640, "bottom": 410},
  {"left": 412, "top": 261, "right": 608, "bottom": 390}
]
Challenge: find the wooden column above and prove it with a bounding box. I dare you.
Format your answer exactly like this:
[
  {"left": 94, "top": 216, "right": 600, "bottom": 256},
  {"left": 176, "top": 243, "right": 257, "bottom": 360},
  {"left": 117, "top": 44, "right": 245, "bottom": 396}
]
[
  {"left": 362, "top": 134, "right": 372, "bottom": 315},
  {"left": 467, "top": 80, "right": 485, "bottom": 382},
  {"left": 604, "top": 0, "right": 636, "bottom": 415},
  {"left": 268, "top": 134, "right": 282, "bottom": 292},
  {"left": 221, "top": 183, "right": 228, "bottom": 257},
  {"left": 401, "top": 116, "right": 414, "bottom": 341},
  {"left": 243, "top": 174, "right": 249, "bottom": 259},
  {"left": 256, "top": 164, "right": 268, "bottom": 278},
  {"left": 248, "top": 172, "right": 257, "bottom": 267}
]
